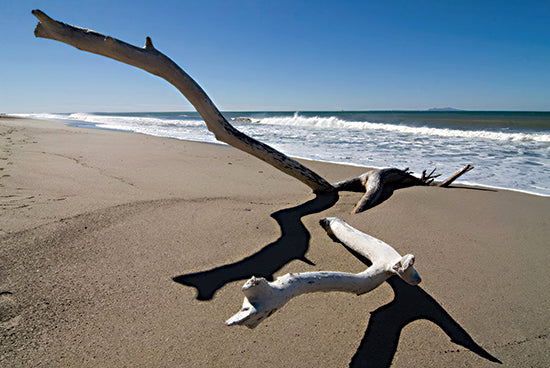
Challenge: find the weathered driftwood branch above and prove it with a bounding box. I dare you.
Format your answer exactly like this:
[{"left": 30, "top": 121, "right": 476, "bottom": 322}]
[
  {"left": 31, "top": 9, "right": 334, "bottom": 193},
  {"left": 333, "top": 165, "right": 473, "bottom": 213},
  {"left": 32, "top": 10, "right": 475, "bottom": 212},
  {"left": 437, "top": 164, "right": 475, "bottom": 187},
  {"left": 334, "top": 168, "right": 428, "bottom": 213},
  {"left": 226, "top": 217, "right": 421, "bottom": 328}
]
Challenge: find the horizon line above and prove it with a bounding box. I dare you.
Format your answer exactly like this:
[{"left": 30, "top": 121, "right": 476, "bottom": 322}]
[{"left": 6, "top": 109, "right": 550, "bottom": 114}]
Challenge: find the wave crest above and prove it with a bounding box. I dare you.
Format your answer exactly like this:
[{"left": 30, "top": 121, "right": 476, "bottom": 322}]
[{"left": 256, "top": 113, "right": 550, "bottom": 143}]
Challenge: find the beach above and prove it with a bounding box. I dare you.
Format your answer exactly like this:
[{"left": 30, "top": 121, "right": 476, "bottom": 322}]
[
  {"left": 1, "top": 116, "right": 549, "bottom": 367},
  {"left": 17, "top": 111, "right": 550, "bottom": 197}
]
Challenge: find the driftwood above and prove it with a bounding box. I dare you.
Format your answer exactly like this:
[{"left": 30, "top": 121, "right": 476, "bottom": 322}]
[
  {"left": 32, "top": 9, "right": 474, "bottom": 213},
  {"left": 438, "top": 164, "right": 475, "bottom": 187},
  {"left": 334, "top": 168, "right": 434, "bottom": 213},
  {"left": 31, "top": 9, "right": 333, "bottom": 194},
  {"left": 32, "top": 12, "right": 500, "bottom": 364},
  {"left": 226, "top": 217, "right": 421, "bottom": 328},
  {"left": 333, "top": 166, "right": 473, "bottom": 213}
]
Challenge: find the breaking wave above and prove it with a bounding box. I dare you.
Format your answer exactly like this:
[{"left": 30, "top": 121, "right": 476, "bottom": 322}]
[{"left": 254, "top": 113, "right": 550, "bottom": 143}]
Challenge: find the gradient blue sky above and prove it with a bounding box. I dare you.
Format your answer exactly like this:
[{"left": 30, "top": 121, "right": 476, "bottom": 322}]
[{"left": 1, "top": 0, "right": 549, "bottom": 113}]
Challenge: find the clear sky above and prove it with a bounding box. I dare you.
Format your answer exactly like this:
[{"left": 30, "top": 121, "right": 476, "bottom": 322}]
[{"left": 1, "top": 0, "right": 549, "bottom": 113}]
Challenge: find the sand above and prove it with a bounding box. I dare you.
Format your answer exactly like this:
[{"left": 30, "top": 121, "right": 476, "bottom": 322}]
[{"left": 1, "top": 117, "right": 548, "bottom": 367}]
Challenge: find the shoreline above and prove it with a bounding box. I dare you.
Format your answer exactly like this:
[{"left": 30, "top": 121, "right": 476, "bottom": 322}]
[
  {"left": 1, "top": 116, "right": 549, "bottom": 367},
  {"left": 7, "top": 113, "right": 549, "bottom": 198}
]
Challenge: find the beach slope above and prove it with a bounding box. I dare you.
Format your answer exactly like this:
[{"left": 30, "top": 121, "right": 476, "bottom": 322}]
[{"left": 1, "top": 117, "right": 548, "bottom": 367}]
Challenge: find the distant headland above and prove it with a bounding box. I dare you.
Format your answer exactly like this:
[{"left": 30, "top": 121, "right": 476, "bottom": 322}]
[{"left": 427, "top": 107, "right": 464, "bottom": 112}]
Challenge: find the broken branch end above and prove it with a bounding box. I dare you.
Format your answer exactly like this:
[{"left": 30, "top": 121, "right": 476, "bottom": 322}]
[{"left": 145, "top": 36, "right": 155, "bottom": 50}]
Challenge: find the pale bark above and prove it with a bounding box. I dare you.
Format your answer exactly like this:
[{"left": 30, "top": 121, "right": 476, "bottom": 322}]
[
  {"left": 437, "top": 164, "right": 475, "bottom": 187},
  {"left": 334, "top": 168, "right": 428, "bottom": 213},
  {"left": 31, "top": 9, "right": 334, "bottom": 193},
  {"left": 226, "top": 217, "right": 420, "bottom": 328},
  {"left": 333, "top": 165, "right": 473, "bottom": 213},
  {"left": 32, "top": 9, "right": 475, "bottom": 211}
]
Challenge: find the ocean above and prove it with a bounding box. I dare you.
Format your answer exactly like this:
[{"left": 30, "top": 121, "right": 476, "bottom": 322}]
[{"left": 16, "top": 111, "right": 550, "bottom": 196}]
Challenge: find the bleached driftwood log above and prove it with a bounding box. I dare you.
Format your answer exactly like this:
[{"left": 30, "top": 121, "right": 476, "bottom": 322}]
[
  {"left": 32, "top": 10, "right": 474, "bottom": 212},
  {"left": 226, "top": 217, "right": 421, "bottom": 328},
  {"left": 31, "top": 9, "right": 333, "bottom": 193},
  {"left": 334, "top": 168, "right": 434, "bottom": 213},
  {"left": 333, "top": 165, "right": 473, "bottom": 213}
]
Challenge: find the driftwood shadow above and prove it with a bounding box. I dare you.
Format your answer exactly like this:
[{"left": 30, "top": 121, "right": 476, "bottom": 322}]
[
  {"left": 174, "top": 190, "right": 501, "bottom": 366},
  {"left": 336, "top": 242, "right": 501, "bottom": 366},
  {"left": 173, "top": 192, "right": 339, "bottom": 300},
  {"left": 450, "top": 185, "right": 498, "bottom": 193},
  {"left": 351, "top": 276, "right": 502, "bottom": 367}
]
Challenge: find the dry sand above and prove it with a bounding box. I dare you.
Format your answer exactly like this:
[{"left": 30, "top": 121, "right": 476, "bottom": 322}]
[{"left": 1, "top": 117, "right": 548, "bottom": 367}]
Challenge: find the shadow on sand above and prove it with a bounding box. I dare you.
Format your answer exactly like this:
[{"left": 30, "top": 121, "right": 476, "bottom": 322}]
[
  {"left": 173, "top": 192, "right": 500, "bottom": 366},
  {"left": 351, "top": 276, "right": 501, "bottom": 367},
  {"left": 329, "top": 236, "right": 501, "bottom": 366},
  {"left": 173, "top": 192, "right": 339, "bottom": 300}
]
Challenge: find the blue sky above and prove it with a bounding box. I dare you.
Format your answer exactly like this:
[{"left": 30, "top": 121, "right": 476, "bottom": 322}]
[{"left": 1, "top": 0, "right": 549, "bottom": 112}]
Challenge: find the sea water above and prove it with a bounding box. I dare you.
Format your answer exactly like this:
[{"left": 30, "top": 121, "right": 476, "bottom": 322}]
[{"left": 15, "top": 111, "right": 550, "bottom": 196}]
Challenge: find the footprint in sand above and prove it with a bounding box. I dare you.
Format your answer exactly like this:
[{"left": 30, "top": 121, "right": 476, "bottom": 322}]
[{"left": 0, "top": 292, "right": 21, "bottom": 329}]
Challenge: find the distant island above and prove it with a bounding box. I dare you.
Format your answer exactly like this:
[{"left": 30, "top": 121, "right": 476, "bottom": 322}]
[{"left": 427, "top": 107, "right": 464, "bottom": 112}]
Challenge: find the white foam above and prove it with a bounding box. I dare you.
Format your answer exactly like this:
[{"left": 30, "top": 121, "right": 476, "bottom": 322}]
[
  {"left": 13, "top": 112, "right": 72, "bottom": 120},
  {"left": 14, "top": 112, "right": 204, "bottom": 128},
  {"left": 67, "top": 112, "right": 204, "bottom": 127}
]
